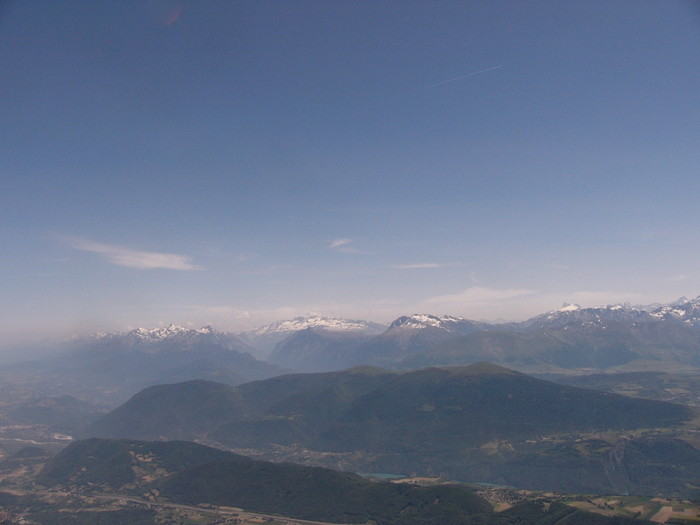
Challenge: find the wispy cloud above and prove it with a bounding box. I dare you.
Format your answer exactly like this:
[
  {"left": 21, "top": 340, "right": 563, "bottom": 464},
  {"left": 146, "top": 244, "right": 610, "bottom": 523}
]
[
  {"left": 65, "top": 237, "right": 203, "bottom": 271},
  {"left": 393, "top": 262, "right": 458, "bottom": 269},
  {"left": 329, "top": 238, "right": 352, "bottom": 249},
  {"left": 329, "top": 238, "right": 364, "bottom": 253},
  {"left": 426, "top": 286, "right": 536, "bottom": 305}
]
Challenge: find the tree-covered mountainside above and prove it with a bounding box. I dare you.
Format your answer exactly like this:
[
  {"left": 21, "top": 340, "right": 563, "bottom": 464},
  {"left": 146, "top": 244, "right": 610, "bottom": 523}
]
[
  {"left": 85, "top": 364, "right": 698, "bottom": 495},
  {"left": 309, "top": 364, "right": 687, "bottom": 452},
  {"left": 35, "top": 438, "right": 651, "bottom": 525},
  {"left": 89, "top": 363, "right": 691, "bottom": 446},
  {"left": 38, "top": 438, "right": 237, "bottom": 489}
]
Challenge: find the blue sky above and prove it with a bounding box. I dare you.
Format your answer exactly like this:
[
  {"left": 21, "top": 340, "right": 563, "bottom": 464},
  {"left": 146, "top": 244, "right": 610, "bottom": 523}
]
[{"left": 2, "top": 1, "right": 700, "bottom": 342}]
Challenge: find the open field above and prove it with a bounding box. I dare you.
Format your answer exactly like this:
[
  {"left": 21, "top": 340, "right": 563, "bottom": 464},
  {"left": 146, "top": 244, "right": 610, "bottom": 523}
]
[
  {"left": 0, "top": 488, "right": 355, "bottom": 525},
  {"left": 476, "top": 488, "right": 700, "bottom": 524}
]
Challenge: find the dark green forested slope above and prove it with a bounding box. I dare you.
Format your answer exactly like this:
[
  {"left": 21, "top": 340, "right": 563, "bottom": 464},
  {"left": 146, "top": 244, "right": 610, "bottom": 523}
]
[
  {"left": 35, "top": 438, "right": 651, "bottom": 525},
  {"left": 89, "top": 363, "right": 691, "bottom": 448},
  {"left": 84, "top": 364, "right": 697, "bottom": 495}
]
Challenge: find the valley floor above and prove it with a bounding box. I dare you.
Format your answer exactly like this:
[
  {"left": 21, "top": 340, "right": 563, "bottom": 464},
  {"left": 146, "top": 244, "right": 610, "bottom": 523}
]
[
  {"left": 0, "top": 487, "right": 356, "bottom": 525},
  {"left": 475, "top": 486, "right": 700, "bottom": 524},
  {"left": 3, "top": 479, "right": 700, "bottom": 524}
]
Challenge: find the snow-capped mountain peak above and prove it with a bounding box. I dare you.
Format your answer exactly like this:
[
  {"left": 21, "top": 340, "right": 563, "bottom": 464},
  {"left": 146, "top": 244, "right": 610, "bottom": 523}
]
[
  {"left": 131, "top": 324, "right": 187, "bottom": 339},
  {"left": 389, "top": 314, "right": 467, "bottom": 331},
  {"left": 557, "top": 303, "right": 580, "bottom": 313},
  {"left": 121, "top": 324, "right": 218, "bottom": 343},
  {"left": 670, "top": 296, "right": 689, "bottom": 307},
  {"left": 245, "top": 316, "right": 385, "bottom": 337},
  {"left": 70, "top": 324, "right": 245, "bottom": 353},
  {"left": 525, "top": 302, "right": 652, "bottom": 331},
  {"left": 649, "top": 295, "right": 700, "bottom": 325},
  {"left": 384, "top": 314, "right": 491, "bottom": 338},
  {"left": 237, "top": 316, "right": 386, "bottom": 357}
]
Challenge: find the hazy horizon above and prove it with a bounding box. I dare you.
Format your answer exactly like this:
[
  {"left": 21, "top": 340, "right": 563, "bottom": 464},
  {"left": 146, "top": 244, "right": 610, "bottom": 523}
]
[
  {"left": 2, "top": 292, "right": 698, "bottom": 350},
  {"left": 3, "top": 1, "right": 699, "bottom": 347}
]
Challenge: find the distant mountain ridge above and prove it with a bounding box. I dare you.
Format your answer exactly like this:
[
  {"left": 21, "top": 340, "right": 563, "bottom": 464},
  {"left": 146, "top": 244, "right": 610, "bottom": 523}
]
[
  {"left": 237, "top": 316, "right": 385, "bottom": 357},
  {"left": 258, "top": 297, "right": 700, "bottom": 374},
  {"left": 73, "top": 323, "right": 254, "bottom": 352},
  {"left": 4, "top": 296, "right": 700, "bottom": 404},
  {"left": 526, "top": 297, "right": 700, "bottom": 330},
  {"left": 268, "top": 328, "right": 377, "bottom": 372},
  {"left": 243, "top": 316, "right": 386, "bottom": 336},
  {"left": 344, "top": 314, "right": 493, "bottom": 368},
  {"left": 0, "top": 324, "right": 284, "bottom": 405},
  {"left": 523, "top": 303, "right": 656, "bottom": 331},
  {"left": 649, "top": 296, "right": 700, "bottom": 325},
  {"left": 388, "top": 314, "right": 490, "bottom": 331}
]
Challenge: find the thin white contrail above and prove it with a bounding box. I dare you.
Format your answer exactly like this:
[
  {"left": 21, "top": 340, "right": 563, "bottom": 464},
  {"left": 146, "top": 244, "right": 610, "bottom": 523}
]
[{"left": 419, "top": 64, "right": 503, "bottom": 90}]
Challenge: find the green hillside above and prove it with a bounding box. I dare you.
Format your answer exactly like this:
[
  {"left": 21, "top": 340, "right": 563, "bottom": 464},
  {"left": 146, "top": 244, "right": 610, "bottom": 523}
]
[
  {"left": 35, "top": 438, "right": 651, "bottom": 525},
  {"left": 312, "top": 365, "right": 687, "bottom": 452},
  {"left": 90, "top": 364, "right": 690, "bottom": 448},
  {"left": 84, "top": 364, "right": 698, "bottom": 495},
  {"left": 39, "top": 438, "right": 237, "bottom": 489}
]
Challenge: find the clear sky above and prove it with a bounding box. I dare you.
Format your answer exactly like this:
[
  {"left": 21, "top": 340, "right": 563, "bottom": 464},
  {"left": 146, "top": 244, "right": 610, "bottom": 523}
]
[{"left": 2, "top": 1, "right": 700, "bottom": 343}]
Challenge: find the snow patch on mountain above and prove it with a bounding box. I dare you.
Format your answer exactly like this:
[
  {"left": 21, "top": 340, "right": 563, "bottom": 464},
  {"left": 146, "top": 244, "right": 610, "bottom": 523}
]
[
  {"left": 244, "top": 316, "right": 385, "bottom": 337},
  {"left": 72, "top": 324, "right": 255, "bottom": 355},
  {"left": 525, "top": 302, "right": 653, "bottom": 331},
  {"left": 123, "top": 324, "right": 216, "bottom": 342},
  {"left": 558, "top": 303, "right": 580, "bottom": 312},
  {"left": 237, "top": 317, "right": 386, "bottom": 357},
  {"left": 389, "top": 314, "right": 469, "bottom": 331},
  {"left": 649, "top": 296, "right": 700, "bottom": 325}
]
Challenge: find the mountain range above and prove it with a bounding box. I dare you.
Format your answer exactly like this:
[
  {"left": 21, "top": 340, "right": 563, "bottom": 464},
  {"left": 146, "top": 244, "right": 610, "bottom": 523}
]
[
  {"left": 0, "top": 324, "right": 284, "bottom": 406},
  {"left": 237, "top": 315, "right": 386, "bottom": 358},
  {"left": 85, "top": 362, "right": 699, "bottom": 496},
  {"left": 32, "top": 437, "right": 648, "bottom": 525},
  {"left": 3, "top": 295, "right": 700, "bottom": 410},
  {"left": 2, "top": 299, "right": 700, "bottom": 520},
  {"left": 260, "top": 297, "right": 700, "bottom": 374}
]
